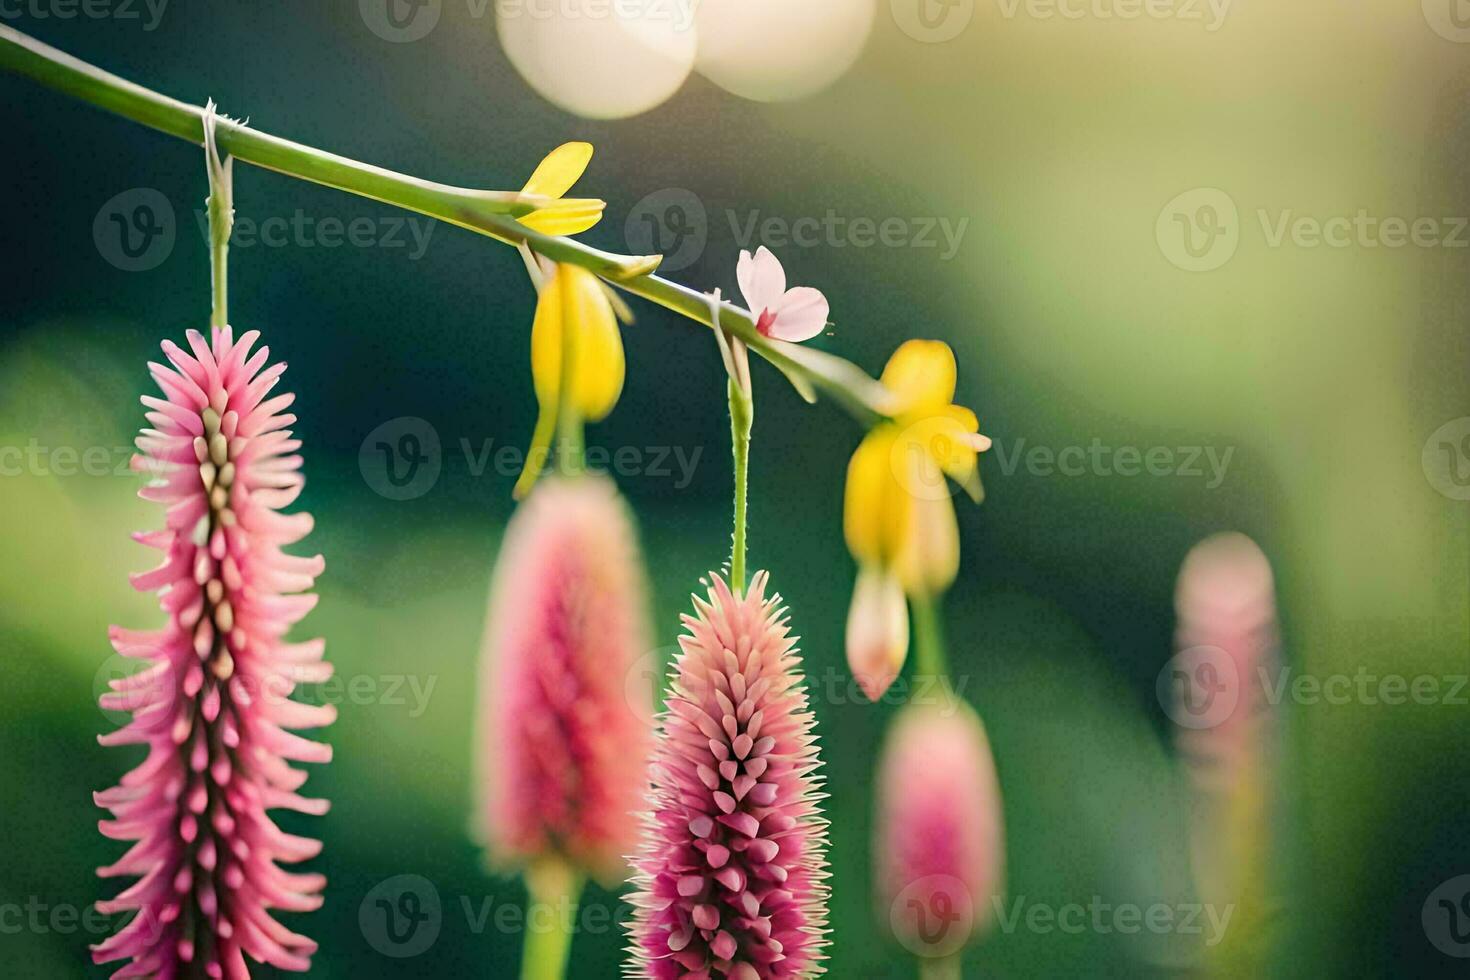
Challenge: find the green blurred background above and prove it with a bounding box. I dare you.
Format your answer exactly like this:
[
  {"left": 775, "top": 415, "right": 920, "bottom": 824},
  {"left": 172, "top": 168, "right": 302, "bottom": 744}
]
[{"left": 1, "top": 2, "right": 1467, "bottom": 976}]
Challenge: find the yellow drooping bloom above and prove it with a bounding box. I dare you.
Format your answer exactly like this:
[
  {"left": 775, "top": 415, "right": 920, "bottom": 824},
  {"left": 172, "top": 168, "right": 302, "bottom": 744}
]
[
  {"left": 516, "top": 142, "right": 605, "bottom": 236},
  {"left": 513, "top": 262, "right": 627, "bottom": 498},
  {"left": 843, "top": 340, "right": 990, "bottom": 697}
]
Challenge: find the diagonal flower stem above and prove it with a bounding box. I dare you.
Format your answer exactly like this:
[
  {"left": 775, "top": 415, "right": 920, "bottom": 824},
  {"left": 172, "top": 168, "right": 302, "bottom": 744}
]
[{"left": 0, "top": 24, "right": 891, "bottom": 426}]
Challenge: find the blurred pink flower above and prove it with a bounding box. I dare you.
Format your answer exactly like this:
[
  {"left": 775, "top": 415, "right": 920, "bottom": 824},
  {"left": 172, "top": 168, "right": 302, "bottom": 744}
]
[
  {"left": 95, "top": 326, "right": 331, "bottom": 978},
  {"left": 629, "top": 572, "right": 829, "bottom": 979},
  {"left": 737, "top": 246, "right": 830, "bottom": 343},
  {"left": 476, "top": 474, "right": 653, "bottom": 884},
  {"left": 1171, "top": 532, "right": 1279, "bottom": 960},
  {"left": 876, "top": 700, "right": 1004, "bottom": 962}
]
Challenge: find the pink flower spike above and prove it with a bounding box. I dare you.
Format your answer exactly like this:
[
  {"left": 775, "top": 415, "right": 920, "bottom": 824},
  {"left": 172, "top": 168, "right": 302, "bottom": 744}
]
[
  {"left": 629, "top": 572, "right": 829, "bottom": 979},
  {"left": 476, "top": 474, "right": 653, "bottom": 884},
  {"left": 736, "top": 246, "right": 830, "bottom": 343},
  {"left": 95, "top": 326, "right": 330, "bottom": 979}
]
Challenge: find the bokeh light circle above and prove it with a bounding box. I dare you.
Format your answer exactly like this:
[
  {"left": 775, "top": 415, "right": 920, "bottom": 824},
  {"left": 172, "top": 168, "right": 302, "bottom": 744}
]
[
  {"left": 497, "top": 0, "right": 698, "bottom": 119},
  {"left": 694, "top": 0, "right": 876, "bottom": 103}
]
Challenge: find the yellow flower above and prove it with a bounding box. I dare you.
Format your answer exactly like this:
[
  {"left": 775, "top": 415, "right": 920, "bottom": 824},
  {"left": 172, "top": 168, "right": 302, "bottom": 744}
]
[
  {"left": 842, "top": 340, "right": 989, "bottom": 699},
  {"left": 516, "top": 142, "right": 605, "bottom": 236},
  {"left": 844, "top": 340, "right": 989, "bottom": 595},
  {"left": 513, "top": 262, "right": 626, "bottom": 498}
]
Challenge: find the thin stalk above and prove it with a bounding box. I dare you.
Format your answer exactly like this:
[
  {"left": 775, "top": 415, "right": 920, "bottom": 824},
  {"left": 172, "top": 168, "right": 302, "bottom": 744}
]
[
  {"left": 0, "top": 24, "right": 891, "bottom": 426},
  {"left": 918, "top": 955, "right": 962, "bottom": 980},
  {"left": 203, "top": 103, "right": 232, "bottom": 329},
  {"left": 520, "top": 861, "right": 581, "bottom": 980},
  {"left": 728, "top": 375, "right": 754, "bottom": 594},
  {"left": 910, "top": 591, "right": 950, "bottom": 681}
]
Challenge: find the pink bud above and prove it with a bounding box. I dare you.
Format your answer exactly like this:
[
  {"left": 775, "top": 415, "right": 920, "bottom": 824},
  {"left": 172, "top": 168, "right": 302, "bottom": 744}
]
[{"left": 846, "top": 566, "right": 909, "bottom": 701}]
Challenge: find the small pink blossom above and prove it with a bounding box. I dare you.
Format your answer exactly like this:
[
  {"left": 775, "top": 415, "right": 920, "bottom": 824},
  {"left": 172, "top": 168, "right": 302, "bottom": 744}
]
[{"left": 736, "top": 246, "right": 830, "bottom": 343}]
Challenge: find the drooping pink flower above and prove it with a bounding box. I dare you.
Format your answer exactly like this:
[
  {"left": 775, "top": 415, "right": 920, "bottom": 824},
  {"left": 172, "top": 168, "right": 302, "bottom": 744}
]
[
  {"left": 95, "top": 326, "right": 331, "bottom": 978},
  {"left": 876, "top": 700, "right": 1003, "bottom": 963},
  {"left": 1171, "top": 533, "right": 1278, "bottom": 951},
  {"left": 476, "top": 474, "right": 653, "bottom": 884},
  {"left": 737, "top": 246, "right": 830, "bottom": 343},
  {"left": 629, "top": 572, "right": 829, "bottom": 980}
]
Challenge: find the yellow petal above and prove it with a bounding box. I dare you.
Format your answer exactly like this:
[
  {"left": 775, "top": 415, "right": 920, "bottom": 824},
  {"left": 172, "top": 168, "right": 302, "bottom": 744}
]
[
  {"left": 845, "top": 427, "right": 904, "bottom": 566},
  {"left": 891, "top": 491, "right": 960, "bottom": 596},
  {"left": 529, "top": 265, "right": 566, "bottom": 405},
  {"left": 518, "top": 198, "right": 606, "bottom": 236},
  {"left": 521, "top": 142, "right": 594, "bottom": 200},
  {"left": 561, "top": 265, "right": 625, "bottom": 421},
  {"left": 846, "top": 566, "right": 910, "bottom": 702},
  {"left": 880, "top": 339, "right": 957, "bottom": 418}
]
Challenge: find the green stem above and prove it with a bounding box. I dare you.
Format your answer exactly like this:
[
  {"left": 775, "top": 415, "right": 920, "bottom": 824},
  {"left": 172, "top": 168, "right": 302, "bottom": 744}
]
[
  {"left": 728, "top": 375, "right": 754, "bottom": 593},
  {"left": 520, "top": 863, "right": 581, "bottom": 980},
  {"left": 910, "top": 590, "right": 950, "bottom": 681},
  {"left": 918, "top": 955, "right": 962, "bottom": 980},
  {"left": 0, "top": 24, "right": 891, "bottom": 426},
  {"left": 204, "top": 110, "right": 232, "bottom": 329}
]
